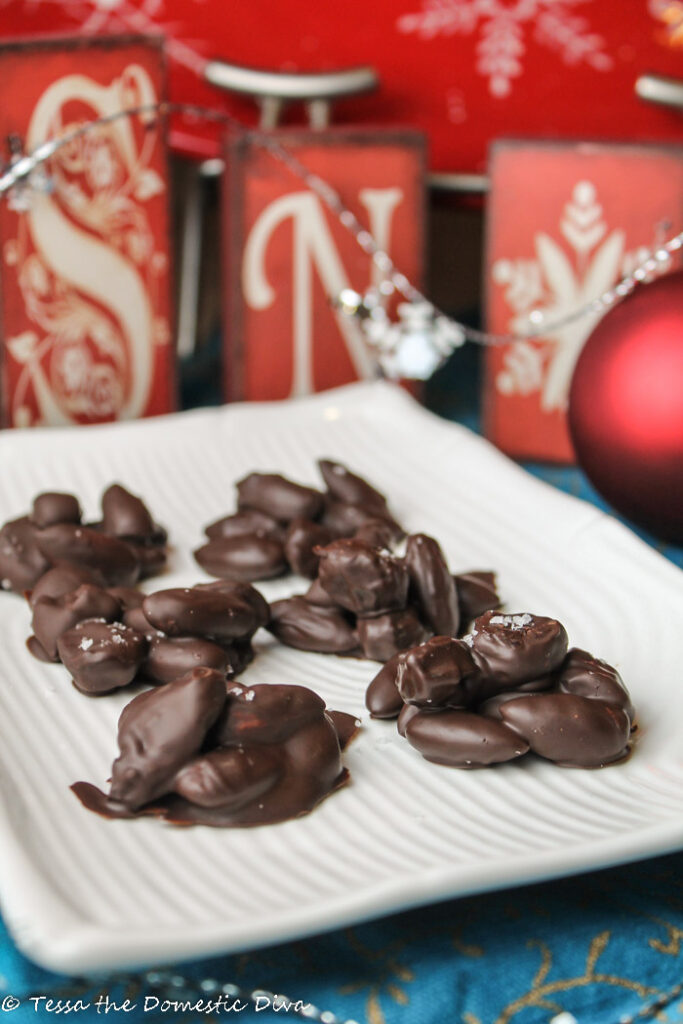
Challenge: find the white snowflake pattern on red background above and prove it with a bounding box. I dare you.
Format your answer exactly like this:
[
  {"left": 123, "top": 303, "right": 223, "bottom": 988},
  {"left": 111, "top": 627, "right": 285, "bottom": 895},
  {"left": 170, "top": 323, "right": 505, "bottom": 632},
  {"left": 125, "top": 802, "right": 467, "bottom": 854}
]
[{"left": 397, "top": 0, "right": 613, "bottom": 98}]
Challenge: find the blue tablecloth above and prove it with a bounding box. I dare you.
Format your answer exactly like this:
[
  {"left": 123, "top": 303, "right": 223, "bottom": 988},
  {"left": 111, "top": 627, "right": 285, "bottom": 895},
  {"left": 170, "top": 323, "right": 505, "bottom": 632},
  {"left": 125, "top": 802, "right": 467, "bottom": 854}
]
[{"left": 2, "top": 353, "right": 681, "bottom": 1024}]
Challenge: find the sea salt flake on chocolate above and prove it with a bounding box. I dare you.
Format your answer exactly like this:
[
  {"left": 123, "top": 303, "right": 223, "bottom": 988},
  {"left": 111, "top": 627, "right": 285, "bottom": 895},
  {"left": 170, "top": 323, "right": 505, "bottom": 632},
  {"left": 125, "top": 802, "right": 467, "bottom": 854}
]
[{"left": 489, "top": 613, "right": 533, "bottom": 630}]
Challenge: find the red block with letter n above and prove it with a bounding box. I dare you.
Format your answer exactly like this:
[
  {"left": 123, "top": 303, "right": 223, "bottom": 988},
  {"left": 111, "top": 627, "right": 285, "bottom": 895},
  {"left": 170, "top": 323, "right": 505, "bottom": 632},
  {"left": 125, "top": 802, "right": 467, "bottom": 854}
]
[
  {"left": 223, "top": 128, "right": 425, "bottom": 401},
  {"left": 0, "top": 34, "right": 175, "bottom": 429}
]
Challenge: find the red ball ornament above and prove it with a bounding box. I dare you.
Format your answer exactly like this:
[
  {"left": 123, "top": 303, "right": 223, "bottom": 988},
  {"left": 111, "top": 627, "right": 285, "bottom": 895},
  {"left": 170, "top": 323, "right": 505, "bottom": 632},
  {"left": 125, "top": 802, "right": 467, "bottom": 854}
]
[{"left": 568, "top": 269, "right": 683, "bottom": 544}]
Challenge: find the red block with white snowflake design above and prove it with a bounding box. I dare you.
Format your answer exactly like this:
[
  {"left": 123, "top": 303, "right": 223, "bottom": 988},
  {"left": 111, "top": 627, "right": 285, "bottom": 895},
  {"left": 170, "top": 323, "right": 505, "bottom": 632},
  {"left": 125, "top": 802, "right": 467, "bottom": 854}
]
[
  {"left": 483, "top": 140, "right": 683, "bottom": 462},
  {"left": 0, "top": 35, "right": 175, "bottom": 428}
]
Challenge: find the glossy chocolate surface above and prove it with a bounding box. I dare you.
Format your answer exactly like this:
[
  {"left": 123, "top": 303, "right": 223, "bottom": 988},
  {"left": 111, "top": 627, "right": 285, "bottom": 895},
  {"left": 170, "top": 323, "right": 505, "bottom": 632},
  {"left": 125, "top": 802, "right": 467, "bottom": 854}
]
[
  {"left": 237, "top": 472, "right": 324, "bottom": 523},
  {"left": 205, "top": 510, "right": 282, "bottom": 541},
  {"left": 404, "top": 708, "right": 530, "bottom": 767},
  {"left": 110, "top": 668, "right": 227, "bottom": 809},
  {"left": 318, "top": 459, "right": 389, "bottom": 512},
  {"left": 499, "top": 693, "right": 631, "bottom": 767},
  {"left": 31, "top": 585, "right": 121, "bottom": 662},
  {"left": 36, "top": 524, "right": 140, "bottom": 588},
  {"left": 57, "top": 620, "right": 147, "bottom": 695},
  {"left": 466, "top": 611, "right": 568, "bottom": 691},
  {"left": 194, "top": 535, "right": 287, "bottom": 582},
  {"left": 267, "top": 596, "right": 359, "bottom": 654},
  {"left": 28, "top": 564, "right": 103, "bottom": 606},
  {"left": 101, "top": 484, "right": 156, "bottom": 540},
  {"left": 284, "top": 518, "right": 335, "bottom": 579},
  {"left": 316, "top": 539, "right": 409, "bottom": 616},
  {"left": 0, "top": 516, "right": 51, "bottom": 594},
  {"left": 143, "top": 635, "right": 231, "bottom": 684},
  {"left": 30, "top": 493, "right": 81, "bottom": 529},
  {"left": 142, "top": 585, "right": 268, "bottom": 642},
  {"left": 357, "top": 607, "right": 428, "bottom": 663},
  {"left": 557, "top": 648, "right": 634, "bottom": 721},
  {"left": 365, "top": 654, "right": 403, "bottom": 718},
  {"left": 405, "top": 533, "right": 460, "bottom": 637},
  {"left": 320, "top": 498, "right": 403, "bottom": 543},
  {"left": 454, "top": 571, "right": 501, "bottom": 623},
  {"left": 397, "top": 636, "right": 476, "bottom": 707},
  {"left": 73, "top": 678, "right": 357, "bottom": 827}
]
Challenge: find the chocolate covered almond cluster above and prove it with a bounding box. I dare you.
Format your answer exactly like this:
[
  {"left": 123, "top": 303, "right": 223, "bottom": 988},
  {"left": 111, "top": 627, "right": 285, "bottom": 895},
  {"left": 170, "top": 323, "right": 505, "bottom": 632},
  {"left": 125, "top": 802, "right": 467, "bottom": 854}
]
[
  {"left": 72, "top": 668, "right": 359, "bottom": 827},
  {"left": 0, "top": 483, "right": 168, "bottom": 597},
  {"left": 367, "top": 611, "right": 634, "bottom": 769},
  {"left": 268, "top": 531, "right": 500, "bottom": 663},
  {"left": 28, "top": 578, "right": 269, "bottom": 696},
  {"left": 195, "top": 460, "right": 404, "bottom": 583}
]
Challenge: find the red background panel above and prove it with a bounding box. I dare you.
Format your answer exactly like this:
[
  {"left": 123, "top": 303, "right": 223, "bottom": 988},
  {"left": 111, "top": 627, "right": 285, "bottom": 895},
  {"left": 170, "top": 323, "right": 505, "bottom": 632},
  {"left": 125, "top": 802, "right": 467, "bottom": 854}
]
[{"left": 0, "top": 2, "right": 680, "bottom": 172}]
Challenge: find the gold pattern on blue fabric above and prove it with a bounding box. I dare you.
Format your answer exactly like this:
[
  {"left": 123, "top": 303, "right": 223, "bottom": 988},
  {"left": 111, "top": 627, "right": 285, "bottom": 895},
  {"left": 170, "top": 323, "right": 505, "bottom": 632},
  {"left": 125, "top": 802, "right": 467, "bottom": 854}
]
[
  {"left": 338, "top": 929, "right": 415, "bottom": 1024},
  {"left": 438, "top": 931, "right": 662, "bottom": 1024}
]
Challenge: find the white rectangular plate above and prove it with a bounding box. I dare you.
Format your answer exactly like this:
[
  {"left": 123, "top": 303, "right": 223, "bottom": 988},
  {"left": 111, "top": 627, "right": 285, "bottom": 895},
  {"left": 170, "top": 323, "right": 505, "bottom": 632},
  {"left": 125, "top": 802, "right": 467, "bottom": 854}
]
[{"left": 0, "top": 381, "right": 682, "bottom": 975}]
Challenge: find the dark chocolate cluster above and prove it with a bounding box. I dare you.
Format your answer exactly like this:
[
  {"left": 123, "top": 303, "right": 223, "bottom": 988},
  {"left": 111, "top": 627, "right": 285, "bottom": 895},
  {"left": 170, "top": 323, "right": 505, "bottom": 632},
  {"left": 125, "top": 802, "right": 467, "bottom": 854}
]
[
  {"left": 72, "top": 668, "right": 359, "bottom": 826},
  {"left": 267, "top": 532, "right": 500, "bottom": 663},
  {"left": 29, "top": 576, "right": 268, "bottom": 696},
  {"left": 195, "top": 460, "right": 404, "bottom": 583},
  {"left": 0, "top": 484, "right": 168, "bottom": 597},
  {"left": 367, "top": 610, "right": 634, "bottom": 769},
  {"left": 196, "top": 461, "right": 501, "bottom": 666}
]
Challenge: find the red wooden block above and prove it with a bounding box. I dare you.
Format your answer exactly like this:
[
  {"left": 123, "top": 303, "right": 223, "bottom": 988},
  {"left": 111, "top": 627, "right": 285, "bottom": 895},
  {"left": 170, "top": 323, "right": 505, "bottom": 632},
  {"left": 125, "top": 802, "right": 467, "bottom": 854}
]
[
  {"left": 484, "top": 140, "right": 683, "bottom": 462},
  {"left": 0, "top": 34, "right": 175, "bottom": 428},
  {"left": 223, "top": 129, "right": 424, "bottom": 401}
]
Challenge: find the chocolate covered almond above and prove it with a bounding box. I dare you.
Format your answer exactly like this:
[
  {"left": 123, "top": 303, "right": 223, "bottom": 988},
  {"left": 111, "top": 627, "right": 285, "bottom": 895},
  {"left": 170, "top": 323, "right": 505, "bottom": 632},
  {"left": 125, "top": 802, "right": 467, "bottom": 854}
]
[
  {"left": 144, "top": 636, "right": 231, "bottom": 684},
  {"left": 318, "top": 458, "right": 389, "bottom": 512},
  {"left": 31, "top": 584, "right": 121, "bottom": 662},
  {"left": 194, "top": 535, "right": 287, "bottom": 582},
  {"left": 405, "top": 533, "right": 460, "bottom": 637},
  {"left": 36, "top": 524, "right": 140, "bottom": 588},
  {"left": 405, "top": 709, "right": 530, "bottom": 767},
  {"left": 316, "top": 538, "right": 409, "bottom": 616},
  {"left": 284, "top": 518, "right": 335, "bottom": 578},
  {"left": 142, "top": 585, "right": 267, "bottom": 642},
  {"left": 172, "top": 746, "right": 282, "bottom": 809},
  {"left": 267, "top": 596, "right": 358, "bottom": 654},
  {"left": 453, "top": 571, "right": 501, "bottom": 623},
  {"left": 397, "top": 636, "right": 476, "bottom": 707},
  {"left": 109, "top": 667, "right": 227, "bottom": 809},
  {"left": 57, "top": 620, "right": 147, "bottom": 695},
  {"left": 320, "top": 498, "right": 403, "bottom": 543},
  {"left": 237, "top": 472, "right": 324, "bottom": 523},
  {"left": 216, "top": 683, "right": 327, "bottom": 745},
  {"left": 466, "top": 611, "right": 568, "bottom": 692},
  {"left": 357, "top": 607, "right": 428, "bottom": 663},
  {"left": 365, "top": 654, "right": 403, "bottom": 718},
  {"left": 28, "top": 564, "right": 104, "bottom": 606},
  {"left": 205, "top": 510, "right": 282, "bottom": 541},
  {"left": 557, "top": 648, "right": 634, "bottom": 721},
  {"left": 499, "top": 693, "right": 631, "bottom": 767},
  {"left": 30, "top": 492, "right": 81, "bottom": 529},
  {"left": 101, "top": 484, "right": 156, "bottom": 540},
  {"left": 0, "top": 516, "right": 51, "bottom": 594}
]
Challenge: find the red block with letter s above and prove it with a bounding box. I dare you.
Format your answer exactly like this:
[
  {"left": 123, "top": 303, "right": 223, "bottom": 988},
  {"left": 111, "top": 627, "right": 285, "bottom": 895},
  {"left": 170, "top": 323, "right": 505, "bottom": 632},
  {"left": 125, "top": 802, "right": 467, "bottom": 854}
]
[
  {"left": 224, "top": 129, "right": 424, "bottom": 400},
  {"left": 0, "top": 34, "right": 175, "bottom": 428}
]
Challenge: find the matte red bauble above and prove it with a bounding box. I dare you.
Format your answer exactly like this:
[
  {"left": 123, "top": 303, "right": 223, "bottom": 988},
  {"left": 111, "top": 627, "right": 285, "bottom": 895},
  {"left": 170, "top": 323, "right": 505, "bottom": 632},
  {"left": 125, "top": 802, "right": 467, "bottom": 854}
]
[{"left": 568, "top": 270, "right": 683, "bottom": 543}]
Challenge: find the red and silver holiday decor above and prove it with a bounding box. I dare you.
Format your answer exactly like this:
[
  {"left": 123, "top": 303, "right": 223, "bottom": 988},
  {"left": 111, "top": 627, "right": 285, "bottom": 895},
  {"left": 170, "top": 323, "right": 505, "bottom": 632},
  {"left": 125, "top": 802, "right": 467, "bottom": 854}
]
[
  {"left": 568, "top": 269, "right": 683, "bottom": 544},
  {"left": 0, "top": 35, "right": 175, "bottom": 428},
  {"left": 484, "top": 140, "right": 683, "bottom": 462},
  {"left": 223, "top": 128, "right": 425, "bottom": 400}
]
